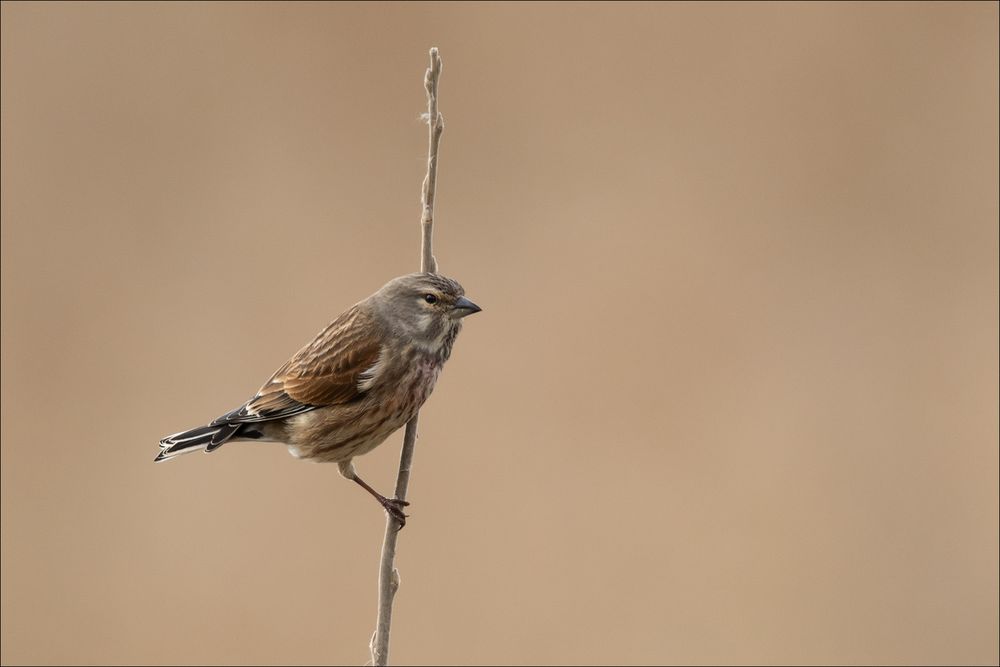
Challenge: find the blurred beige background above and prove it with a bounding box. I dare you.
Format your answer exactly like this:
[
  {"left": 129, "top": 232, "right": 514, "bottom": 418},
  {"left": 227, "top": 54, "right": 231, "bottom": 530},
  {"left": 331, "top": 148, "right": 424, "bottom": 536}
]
[{"left": 2, "top": 2, "right": 997, "bottom": 665}]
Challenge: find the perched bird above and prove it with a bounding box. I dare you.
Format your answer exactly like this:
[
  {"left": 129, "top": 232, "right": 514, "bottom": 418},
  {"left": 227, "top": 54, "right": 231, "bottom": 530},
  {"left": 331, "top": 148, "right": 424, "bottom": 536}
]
[{"left": 157, "top": 272, "right": 481, "bottom": 526}]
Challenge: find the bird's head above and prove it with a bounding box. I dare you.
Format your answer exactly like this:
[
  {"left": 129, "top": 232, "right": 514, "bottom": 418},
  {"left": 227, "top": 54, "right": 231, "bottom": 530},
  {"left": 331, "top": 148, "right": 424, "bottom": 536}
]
[{"left": 371, "top": 272, "right": 481, "bottom": 347}]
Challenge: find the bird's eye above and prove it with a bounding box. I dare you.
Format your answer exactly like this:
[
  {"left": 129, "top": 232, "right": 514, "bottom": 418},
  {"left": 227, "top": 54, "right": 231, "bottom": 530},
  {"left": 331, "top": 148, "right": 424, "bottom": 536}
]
[{"left": 423, "top": 294, "right": 438, "bottom": 304}]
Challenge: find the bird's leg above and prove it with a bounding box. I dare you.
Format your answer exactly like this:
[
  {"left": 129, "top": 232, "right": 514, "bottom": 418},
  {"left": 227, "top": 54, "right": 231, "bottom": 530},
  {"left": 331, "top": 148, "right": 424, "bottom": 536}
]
[{"left": 351, "top": 473, "right": 410, "bottom": 528}]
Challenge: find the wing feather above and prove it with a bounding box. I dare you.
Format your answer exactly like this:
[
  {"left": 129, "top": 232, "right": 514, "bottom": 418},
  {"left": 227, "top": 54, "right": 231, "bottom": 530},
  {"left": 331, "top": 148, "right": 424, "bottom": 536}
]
[{"left": 213, "top": 305, "right": 383, "bottom": 425}]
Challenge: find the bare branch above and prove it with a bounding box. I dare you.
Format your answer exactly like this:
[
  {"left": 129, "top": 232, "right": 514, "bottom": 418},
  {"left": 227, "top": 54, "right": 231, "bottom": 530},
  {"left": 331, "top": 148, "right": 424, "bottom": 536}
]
[
  {"left": 370, "top": 46, "right": 443, "bottom": 667},
  {"left": 420, "top": 48, "right": 443, "bottom": 275}
]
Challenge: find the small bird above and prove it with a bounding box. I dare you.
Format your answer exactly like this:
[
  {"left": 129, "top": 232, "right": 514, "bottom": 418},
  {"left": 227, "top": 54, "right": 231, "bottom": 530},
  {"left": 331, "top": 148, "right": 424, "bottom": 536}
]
[{"left": 157, "top": 272, "right": 481, "bottom": 526}]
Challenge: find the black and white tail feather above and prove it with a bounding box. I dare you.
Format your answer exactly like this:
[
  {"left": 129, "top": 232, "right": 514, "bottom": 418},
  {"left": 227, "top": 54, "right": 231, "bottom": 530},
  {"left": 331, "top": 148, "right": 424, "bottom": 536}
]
[
  {"left": 156, "top": 410, "right": 268, "bottom": 462},
  {"left": 156, "top": 380, "right": 320, "bottom": 461}
]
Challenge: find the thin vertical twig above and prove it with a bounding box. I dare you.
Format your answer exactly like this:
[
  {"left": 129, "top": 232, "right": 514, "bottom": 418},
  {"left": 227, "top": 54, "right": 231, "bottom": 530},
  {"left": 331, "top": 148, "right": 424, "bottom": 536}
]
[{"left": 369, "top": 47, "right": 444, "bottom": 667}]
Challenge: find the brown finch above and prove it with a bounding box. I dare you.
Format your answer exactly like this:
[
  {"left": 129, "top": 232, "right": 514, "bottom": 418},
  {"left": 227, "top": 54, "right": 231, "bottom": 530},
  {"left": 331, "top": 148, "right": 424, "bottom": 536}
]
[{"left": 157, "top": 273, "right": 481, "bottom": 526}]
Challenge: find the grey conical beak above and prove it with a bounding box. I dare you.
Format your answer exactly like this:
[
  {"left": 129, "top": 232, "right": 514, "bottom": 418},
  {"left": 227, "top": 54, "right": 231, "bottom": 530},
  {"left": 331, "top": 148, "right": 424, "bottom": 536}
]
[{"left": 451, "top": 296, "right": 482, "bottom": 318}]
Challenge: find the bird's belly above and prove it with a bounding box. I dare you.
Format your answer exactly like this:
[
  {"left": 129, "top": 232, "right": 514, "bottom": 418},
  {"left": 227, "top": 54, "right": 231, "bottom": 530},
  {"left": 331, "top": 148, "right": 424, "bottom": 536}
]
[
  {"left": 344, "top": 420, "right": 405, "bottom": 458},
  {"left": 285, "top": 360, "right": 440, "bottom": 463},
  {"left": 286, "top": 411, "right": 399, "bottom": 462}
]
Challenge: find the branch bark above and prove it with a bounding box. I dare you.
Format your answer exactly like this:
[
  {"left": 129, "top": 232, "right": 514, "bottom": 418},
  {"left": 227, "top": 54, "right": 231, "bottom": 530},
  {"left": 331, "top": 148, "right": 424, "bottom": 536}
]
[{"left": 370, "top": 47, "right": 444, "bottom": 667}]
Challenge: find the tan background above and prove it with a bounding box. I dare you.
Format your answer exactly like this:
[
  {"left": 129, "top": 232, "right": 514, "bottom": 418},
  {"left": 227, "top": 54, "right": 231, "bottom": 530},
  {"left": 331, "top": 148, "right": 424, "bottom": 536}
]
[{"left": 2, "top": 2, "right": 998, "bottom": 665}]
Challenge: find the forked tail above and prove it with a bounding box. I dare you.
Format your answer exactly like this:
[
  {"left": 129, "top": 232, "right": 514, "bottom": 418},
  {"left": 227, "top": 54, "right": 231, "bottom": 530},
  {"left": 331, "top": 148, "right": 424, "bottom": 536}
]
[{"left": 155, "top": 423, "right": 243, "bottom": 462}]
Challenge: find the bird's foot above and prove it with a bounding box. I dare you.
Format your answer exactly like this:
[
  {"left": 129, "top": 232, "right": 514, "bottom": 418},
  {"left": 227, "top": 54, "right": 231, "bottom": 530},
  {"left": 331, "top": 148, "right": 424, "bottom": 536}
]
[{"left": 379, "top": 497, "right": 410, "bottom": 528}]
